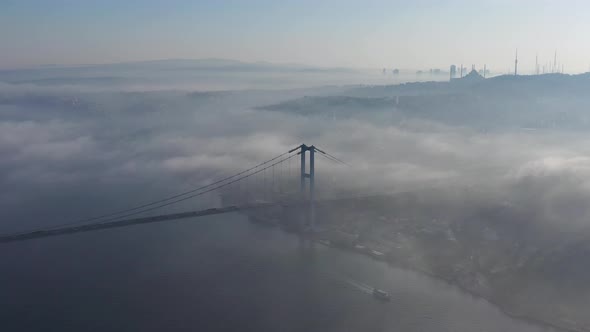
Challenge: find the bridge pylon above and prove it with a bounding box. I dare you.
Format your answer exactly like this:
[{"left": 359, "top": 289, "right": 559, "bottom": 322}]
[{"left": 290, "top": 144, "right": 317, "bottom": 231}]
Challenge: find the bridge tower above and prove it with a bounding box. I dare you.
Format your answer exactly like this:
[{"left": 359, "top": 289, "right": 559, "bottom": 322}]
[{"left": 290, "top": 144, "right": 316, "bottom": 231}]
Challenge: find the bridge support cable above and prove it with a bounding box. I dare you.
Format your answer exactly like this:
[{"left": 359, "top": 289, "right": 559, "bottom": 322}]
[
  {"left": 1, "top": 143, "right": 348, "bottom": 242},
  {"left": 1, "top": 148, "right": 300, "bottom": 237},
  {"left": 2, "top": 152, "right": 300, "bottom": 240},
  {"left": 315, "top": 147, "right": 350, "bottom": 167},
  {"left": 73, "top": 153, "right": 300, "bottom": 225}
]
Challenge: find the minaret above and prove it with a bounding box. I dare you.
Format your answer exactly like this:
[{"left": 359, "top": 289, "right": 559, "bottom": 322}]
[{"left": 514, "top": 49, "right": 518, "bottom": 76}]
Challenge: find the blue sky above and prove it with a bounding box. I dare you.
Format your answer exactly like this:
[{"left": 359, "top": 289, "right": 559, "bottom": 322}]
[{"left": 2, "top": 0, "right": 589, "bottom": 72}]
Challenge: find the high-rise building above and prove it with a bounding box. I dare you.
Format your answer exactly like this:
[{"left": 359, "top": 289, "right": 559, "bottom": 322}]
[{"left": 450, "top": 65, "right": 457, "bottom": 80}]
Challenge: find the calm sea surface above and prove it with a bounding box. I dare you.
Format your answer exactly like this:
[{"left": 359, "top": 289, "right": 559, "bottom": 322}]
[{"left": 0, "top": 213, "right": 555, "bottom": 332}]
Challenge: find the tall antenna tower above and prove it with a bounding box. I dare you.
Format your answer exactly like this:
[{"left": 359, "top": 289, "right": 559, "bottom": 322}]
[
  {"left": 535, "top": 53, "right": 539, "bottom": 75},
  {"left": 514, "top": 49, "right": 518, "bottom": 76},
  {"left": 553, "top": 50, "right": 557, "bottom": 73}
]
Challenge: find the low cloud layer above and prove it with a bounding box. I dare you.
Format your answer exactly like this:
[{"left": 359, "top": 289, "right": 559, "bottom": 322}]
[{"left": 2, "top": 72, "right": 590, "bottom": 239}]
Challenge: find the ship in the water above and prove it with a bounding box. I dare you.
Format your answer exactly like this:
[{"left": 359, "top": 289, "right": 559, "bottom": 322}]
[{"left": 372, "top": 288, "right": 391, "bottom": 301}]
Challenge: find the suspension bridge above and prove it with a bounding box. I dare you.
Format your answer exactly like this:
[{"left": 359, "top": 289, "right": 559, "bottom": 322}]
[{"left": 0, "top": 144, "right": 349, "bottom": 244}]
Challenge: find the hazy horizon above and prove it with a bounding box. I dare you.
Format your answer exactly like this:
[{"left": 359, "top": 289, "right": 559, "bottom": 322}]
[{"left": 3, "top": 0, "right": 590, "bottom": 73}]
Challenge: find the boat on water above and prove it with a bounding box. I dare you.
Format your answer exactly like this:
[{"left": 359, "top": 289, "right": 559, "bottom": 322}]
[
  {"left": 372, "top": 288, "right": 391, "bottom": 301},
  {"left": 353, "top": 244, "right": 367, "bottom": 253},
  {"left": 370, "top": 249, "right": 386, "bottom": 260}
]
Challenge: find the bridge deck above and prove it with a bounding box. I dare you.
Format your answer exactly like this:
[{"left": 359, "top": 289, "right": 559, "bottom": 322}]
[
  {"left": 0, "top": 196, "right": 377, "bottom": 244},
  {"left": 0, "top": 204, "right": 273, "bottom": 244}
]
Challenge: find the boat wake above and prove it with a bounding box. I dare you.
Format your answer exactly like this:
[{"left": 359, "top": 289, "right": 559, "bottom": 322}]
[{"left": 343, "top": 277, "right": 374, "bottom": 295}]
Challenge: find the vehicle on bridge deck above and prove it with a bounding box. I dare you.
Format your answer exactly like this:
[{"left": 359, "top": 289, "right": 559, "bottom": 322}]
[{"left": 372, "top": 288, "right": 391, "bottom": 301}]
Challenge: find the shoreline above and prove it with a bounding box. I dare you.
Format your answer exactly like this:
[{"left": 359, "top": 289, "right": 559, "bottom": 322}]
[
  {"left": 315, "top": 238, "right": 586, "bottom": 332},
  {"left": 245, "top": 212, "right": 587, "bottom": 332},
  {"left": 392, "top": 260, "right": 582, "bottom": 332}
]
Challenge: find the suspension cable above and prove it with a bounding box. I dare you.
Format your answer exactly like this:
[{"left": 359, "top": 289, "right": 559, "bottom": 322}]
[
  {"left": 3, "top": 148, "right": 299, "bottom": 236},
  {"left": 83, "top": 153, "right": 299, "bottom": 226},
  {"left": 315, "top": 146, "right": 350, "bottom": 166}
]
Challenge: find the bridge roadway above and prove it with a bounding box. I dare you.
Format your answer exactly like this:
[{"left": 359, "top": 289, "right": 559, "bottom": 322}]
[
  {"left": 0, "top": 202, "right": 282, "bottom": 244},
  {"left": 0, "top": 194, "right": 389, "bottom": 244}
]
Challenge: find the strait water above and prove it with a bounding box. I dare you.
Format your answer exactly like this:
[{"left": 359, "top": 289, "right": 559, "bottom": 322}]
[{"left": 0, "top": 213, "right": 556, "bottom": 332}]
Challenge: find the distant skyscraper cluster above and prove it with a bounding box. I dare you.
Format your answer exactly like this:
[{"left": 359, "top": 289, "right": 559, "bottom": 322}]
[
  {"left": 386, "top": 49, "right": 569, "bottom": 82},
  {"left": 445, "top": 48, "right": 567, "bottom": 81}
]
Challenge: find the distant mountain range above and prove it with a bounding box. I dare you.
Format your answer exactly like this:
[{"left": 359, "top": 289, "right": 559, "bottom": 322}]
[
  {"left": 0, "top": 58, "right": 357, "bottom": 75},
  {"left": 0, "top": 58, "right": 361, "bottom": 89}
]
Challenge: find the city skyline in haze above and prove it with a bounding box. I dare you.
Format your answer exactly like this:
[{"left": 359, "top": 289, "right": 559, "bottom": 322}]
[{"left": 2, "top": 0, "right": 590, "bottom": 73}]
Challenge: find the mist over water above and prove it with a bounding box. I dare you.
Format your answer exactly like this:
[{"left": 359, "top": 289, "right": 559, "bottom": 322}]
[
  {"left": 4, "top": 62, "right": 590, "bottom": 233},
  {"left": 2, "top": 60, "right": 590, "bottom": 331}
]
